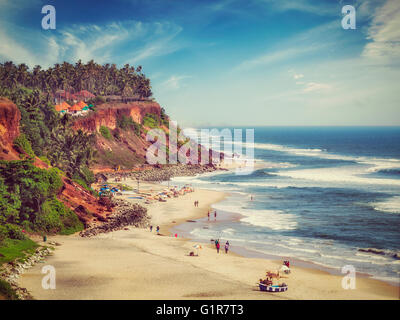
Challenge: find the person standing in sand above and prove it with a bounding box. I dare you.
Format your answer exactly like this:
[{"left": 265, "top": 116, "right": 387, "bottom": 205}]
[
  {"left": 156, "top": 226, "right": 160, "bottom": 235},
  {"left": 150, "top": 225, "right": 153, "bottom": 232},
  {"left": 207, "top": 211, "right": 210, "bottom": 220},
  {"left": 225, "top": 241, "right": 230, "bottom": 254},
  {"left": 216, "top": 241, "right": 220, "bottom": 253},
  {"left": 214, "top": 210, "right": 217, "bottom": 220}
]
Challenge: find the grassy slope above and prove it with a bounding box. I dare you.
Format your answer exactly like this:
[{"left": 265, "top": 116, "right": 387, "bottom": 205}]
[
  {"left": 0, "top": 238, "right": 39, "bottom": 300},
  {"left": 0, "top": 238, "right": 38, "bottom": 265}
]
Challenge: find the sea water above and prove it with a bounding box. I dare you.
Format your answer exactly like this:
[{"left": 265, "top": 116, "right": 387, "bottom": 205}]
[{"left": 169, "top": 127, "right": 400, "bottom": 285}]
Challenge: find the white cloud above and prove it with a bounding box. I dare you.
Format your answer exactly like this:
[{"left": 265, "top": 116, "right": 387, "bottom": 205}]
[
  {"left": 293, "top": 73, "right": 304, "bottom": 80},
  {"left": 303, "top": 82, "right": 332, "bottom": 93},
  {"left": 362, "top": 0, "right": 400, "bottom": 65},
  {"left": 0, "top": 19, "right": 183, "bottom": 68},
  {"left": 162, "top": 75, "right": 191, "bottom": 90}
]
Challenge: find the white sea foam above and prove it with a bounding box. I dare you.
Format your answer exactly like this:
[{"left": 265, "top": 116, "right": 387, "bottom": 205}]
[
  {"left": 370, "top": 196, "right": 400, "bottom": 214},
  {"left": 240, "top": 210, "right": 297, "bottom": 230},
  {"left": 211, "top": 201, "right": 298, "bottom": 230},
  {"left": 276, "top": 166, "right": 400, "bottom": 187},
  {"left": 254, "top": 142, "right": 400, "bottom": 172}
]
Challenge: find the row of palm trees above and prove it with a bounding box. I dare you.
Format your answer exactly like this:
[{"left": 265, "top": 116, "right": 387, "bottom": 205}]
[{"left": 0, "top": 60, "right": 152, "bottom": 99}]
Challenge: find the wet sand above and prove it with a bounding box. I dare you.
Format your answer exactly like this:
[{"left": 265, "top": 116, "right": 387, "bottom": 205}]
[{"left": 18, "top": 182, "right": 399, "bottom": 300}]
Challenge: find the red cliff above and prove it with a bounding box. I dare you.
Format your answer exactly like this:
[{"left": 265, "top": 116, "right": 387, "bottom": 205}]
[
  {"left": 73, "top": 101, "right": 161, "bottom": 132},
  {"left": 0, "top": 97, "right": 21, "bottom": 161},
  {"left": 0, "top": 96, "right": 111, "bottom": 225}
]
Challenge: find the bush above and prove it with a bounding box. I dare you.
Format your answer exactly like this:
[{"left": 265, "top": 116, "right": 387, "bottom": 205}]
[
  {"left": 13, "top": 134, "right": 35, "bottom": 158},
  {"left": 0, "top": 225, "right": 8, "bottom": 244},
  {"left": 0, "top": 279, "right": 19, "bottom": 300},
  {"left": 0, "top": 238, "right": 38, "bottom": 265},
  {"left": 99, "top": 126, "right": 112, "bottom": 140},
  {"left": 34, "top": 197, "right": 83, "bottom": 234},
  {"left": 117, "top": 115, "right": 134, "bottom": 130},
  {"left": 87, "top": 96, "right": 105, "bottom": 106},
  {"left": 142, "top": 113, "right": 159, "bottom": 128},
  {"left": 39, "top": 156, "right": 51, "bottom": 165},
  {"left": 5, "top": 224, "right": 26, "bottom": 240}
]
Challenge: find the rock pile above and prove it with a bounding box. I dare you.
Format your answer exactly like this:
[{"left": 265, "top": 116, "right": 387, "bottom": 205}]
[
  {"left": 80, "top": 199, "right": 149, "bottom": 237},
  {"left": 106, "top": 164, "right": 223, "bottom": 182},
  {"left": 1, "top": 247, "right": 53, "bottom": 300}
]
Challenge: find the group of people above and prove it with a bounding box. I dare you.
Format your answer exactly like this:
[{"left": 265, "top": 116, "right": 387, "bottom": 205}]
[
  {"left": 214, "top": 239, "right": 229, "bottom": 254},
  {"left": 194, "top": 200, "right": 199, "bottom": 207},
  {"left": 149, "top": 225, "right": 160, "bottom": 234},
  {"left": 207, "top": 210, "right": 217, "bottom": 221}
]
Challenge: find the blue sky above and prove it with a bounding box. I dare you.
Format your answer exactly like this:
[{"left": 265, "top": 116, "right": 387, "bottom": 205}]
[{"left": 0, "top": 0, "right": 399, "bottom": 126}]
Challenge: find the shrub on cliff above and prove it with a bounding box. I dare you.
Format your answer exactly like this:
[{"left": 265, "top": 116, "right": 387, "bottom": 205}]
[
  {"left": 35, "top": 197, "right": 83, "bottom": 234},
  {"left": 116, "top": 115, "right": 142, "bottom": 136},
  {"left": 100, "top": 126, "right": 112, "bottom": 140},
  {"left": 117, "top": 115, "right": 134, "bottom": 130},
  {"left": 142, "top": 113, "right": 159, "bottom": 128},
  {"left": 0, "top": 279, "right": 19, "bottom": 300},
  {"left": 0, "top": 160, "right": 82, "bottom": 235},
  {"left": 13, "top": 134, "right": 35, "bottom": 158}
]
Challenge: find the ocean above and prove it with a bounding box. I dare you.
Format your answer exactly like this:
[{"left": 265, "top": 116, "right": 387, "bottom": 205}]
[{"left": 169, "top": 126, "right": 400, "bottom": 285}]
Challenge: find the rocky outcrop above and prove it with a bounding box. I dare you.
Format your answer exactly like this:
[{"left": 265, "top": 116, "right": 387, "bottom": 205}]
[
  {"left": 104, "top": 164, "right": 223, "bottom": 182},
  {"left": 0, "top": 97, "right": 21, "bottom": 160},
  {"left": 80, "top": 199, "right": 149, "bottom": 237},
  {"left": 59, "top": 177, "right": 113, "bottom": 227},
  {"left": 72, "top": 101, "right": 161, "bottom": 132},
  {"left": 1, "top": 246, "right": 53, "bottom": 300}
]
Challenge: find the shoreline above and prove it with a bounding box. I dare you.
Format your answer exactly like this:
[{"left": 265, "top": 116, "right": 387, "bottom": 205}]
[
  {"left": 16, "top": 176, "right": 400, "bottom": 300},
  {"left": 170, "top": 197, "right": 400, "bottom": 288}
]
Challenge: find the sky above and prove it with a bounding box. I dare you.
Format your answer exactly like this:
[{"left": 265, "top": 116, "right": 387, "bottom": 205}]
[{"left": 0, "top": 0, "right": 399, "bottom": 126}]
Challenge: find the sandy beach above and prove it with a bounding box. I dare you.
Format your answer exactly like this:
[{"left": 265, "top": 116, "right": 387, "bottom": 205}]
[{"left": 18, "top": 180, "right": 399, "bottom": 300}]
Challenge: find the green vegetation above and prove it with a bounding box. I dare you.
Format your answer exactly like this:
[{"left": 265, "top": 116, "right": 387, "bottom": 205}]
[
  {"left": 0, "top": 86, "right": 96, "bottom": 189},
  {"left": 13, "top": 134, "right": 35, "bottom": 158},
  {"left": 0, "top": 160, "right": 83, "bottom": 239},
  {"left": 0, "top": 238, "right": 38, "bottom": 265},
  {"left": 0, "top": 60, "right": 152, "bottom": 98},
  {"left": 116, "top": 115, "right": 142, "bottom": 136},
  {"left": 142, "top": 113, "right": 160, "bottom": 129},
  {"left": 100, "top": 126, "right": 112, "bottom": 140},
  {"left": 117, "top": 114, "right": 135, "bottom": 130},
  {"left": 0, "top": 279, "right": 19, "bottom": 300},
  {"left": 160, "top": 107, "right": 169, "bottom": 127}
]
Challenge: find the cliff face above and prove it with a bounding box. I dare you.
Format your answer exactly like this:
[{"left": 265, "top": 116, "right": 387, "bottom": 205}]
[
  {"left": 73, "top": 101, "right": 161, "bottom": 132},
  {"left": 0, "top": 97, "right": 21, "bottom": 161},
  {"left": 0, "top": 96, "right": 110, "bottom": 224},
  {"left": 71, "top": 101, "right": 163, "bottom": 171}
]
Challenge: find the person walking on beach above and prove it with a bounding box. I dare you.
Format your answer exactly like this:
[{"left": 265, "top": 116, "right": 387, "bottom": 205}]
[
  {"left": 225, "top": 241, "right": 230, "bottom": 254},
  {"left": 207, "top": 211, "right": 210, "bottom": 220},
  {"left": 156, "top": 226, "right": 160, "bottom": 235},
  {"left": 214, "top": 210, "right": 217, "bottom": 221},
  {"left": 216, "top": 241, "right": 220, "bottom": 253},
  {"left": 150, "top": 225, "right": 153, "bottom": 232}
]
